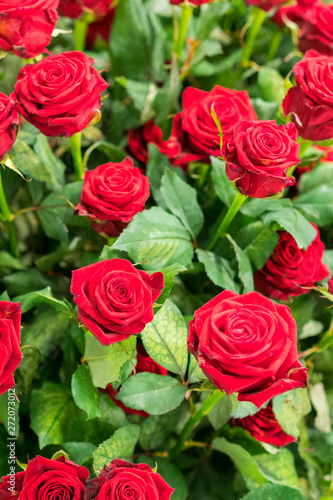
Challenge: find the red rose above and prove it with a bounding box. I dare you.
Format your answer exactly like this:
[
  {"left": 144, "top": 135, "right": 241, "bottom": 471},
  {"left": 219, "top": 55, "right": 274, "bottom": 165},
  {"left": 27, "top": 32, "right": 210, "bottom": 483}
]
[
  {"left": 71, "top": 259, "right": 164, "bottom": 345},
  {"left": 170, "top": 0, "right": 211, "bottom": 5},
  {"left": 105, "top": 344, "right": 168, "bottom": 418},
  {"left": 232, "top": 404, "right": 296, "bottom": 447},
  {"left": 86, "top": 9, "right": 115, "bottom": 49},
  {"left": 299, "top": 4, "right": 333, "bottom": 57},
  {"left": 58, "top": 0, "right": 111, "bottom": 19},
  {"left": 188, "top": 290, "right": 307, "bottom": 408},
  {"left": 254, "top": 225, "right": 329, "bottom": 301},
  {"left": 74, "top": 157, "right": 150, "bottom": 237},
  {"left": 173, "top": 86, "right": 257, "bottom": 163},
  {"left": 12, "top": 51, "right": 108, "bottom": 138},
  {"left": 0, "top": 0, "right": 59, "bottom": 59},
  {"left": 0, "top": 301, "right": 22, "bottom": 396},
  {"left": 274, "top": 0, "right": 317, "bottom": 26},
  {"left": 243, "top": 0, "right": 287, "bottom": 10},
  {"left": 84, "top": 460, "right": 174, "bottom": 500},
  {"left": 222, "top": 120, "right": 299, "bottom": 198},
  {"left": 328, "top": 276, "right": 333, "bottom": 294},
  {"left": 0, "top": 93, "right": 19, "bottom": 161},
  {"left": 282, "top": 50, "right": 333, "bottom": 142},
  {"left": 18, "top": 455, "right": 89, "bottom": 500},
  {"left": 0, "top": 471, "right": 25, "bottom": 499}
]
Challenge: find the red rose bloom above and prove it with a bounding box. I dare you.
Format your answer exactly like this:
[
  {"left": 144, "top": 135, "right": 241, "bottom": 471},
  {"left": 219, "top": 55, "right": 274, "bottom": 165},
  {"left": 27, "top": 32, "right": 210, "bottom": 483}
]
[
  {"left": 274, "top": 0, "right": 318, "bottom": 27},
  {"left": 282, "top": 50, "right": 333, "bottom": 142},
  {"left": 0, "top": 301, "right": 22, "bottom": 396},
  {"left": 0, "top": 93, "right": 19, "bottom": 161},
  {"left": 71, "top": 259, "right": 164, "bottom": 345},
  {"left": 0, "top": 0, "right": 59, "bottom": 59},
  {"left": 299, "top": 4, "right": 333, "bottom": 57},
  {"left": 222, "top": 120, "right": 299, "bottom": 198},
  {"left": 232, "top": 404, "right": 296, "bottom": 447},
  {"left": 74, "top": 157, "right": 150, "bottom": 237},
  {"left": 188, "top": 290, "right": 307, "bottom": 408},
  {"left": 254, "top": 226, "right": 329, "bottom": 301},
  {"left": 244, "top": 0, "right": 287, "bottom": 11},
  {"left": 58, "top": 0, "right": 111, "bottom": 19},
  {"left": 328, "top": 276, "right": 333, "bottom": 294},
  {"left": 0, "top": 471, "right": 25, "bottom": 499},
  {"left": 85, "top": 460, "right": 174, "bottom": 500},
  {"left": 173, "top": 86, "right": 257, "bottom": 163},
  {"left": 170, "top": 0, "right": 211, "bottom": 5},
  {"left": 12, "top": 51, "right": 108, "bottom": 137}
]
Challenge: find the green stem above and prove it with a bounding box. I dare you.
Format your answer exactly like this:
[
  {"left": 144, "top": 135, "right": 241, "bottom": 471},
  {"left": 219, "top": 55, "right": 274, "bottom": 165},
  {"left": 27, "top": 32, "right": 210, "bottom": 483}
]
[
  {"left": 173, "top": 4, "right": 194, "bottom": 59},
  {"left": 169, "top": 390, "right": 224, "bottom": 460},
  {"left": 208, "top": 193, "right": 247, "bottom": 251},
  {"left": 267, "top": 29, "right": 282, "bottom": 62},
  {"left": 242, "top": 7, "right": 266, "bottom": 67},
  {"left": 70, "top": 132, "right": 84, "bottom": 181},
  {"left": 0, "top": 170, "right": 18, "bottom": 257},
  {"left": 74, "top": 18, "right": 88, "bottom": 51}
]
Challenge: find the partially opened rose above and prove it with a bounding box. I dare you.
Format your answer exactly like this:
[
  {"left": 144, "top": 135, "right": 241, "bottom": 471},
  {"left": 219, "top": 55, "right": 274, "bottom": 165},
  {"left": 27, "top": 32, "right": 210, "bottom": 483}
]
[
  {"left": 170, "top": 0, "right": 211, "bottom": 4},
  {"left": 0, "top": 93, "right": 20, "bottom": 161},
  {"left": 0, "top": 0, "right": 59, "bottom": 59},
  {"left": 222, "top": 120, "right": 299, "bottom": 198},
  {"left": 244, "top": 0, "right": 288, "bottom": 10},
  {"left": 299, "top": 4, "right": 333, "bottom": 57},
  {"left": 274, "top": 0, "right": 317, "bottom": 26},
  {"left": 71, "top": 259, "right": 164, "bottom": 345},
  {"left": 328, "top": 276, "right": 333, "bottom": 294},
  {"left": 0, "top": 301, "right": 22, "bottom": 396},
  {"left": 84, "top": 460, "right": 174, "bottom": 500},
  {"left": 12, "top": 51, "right": 108, "bottom": 137},
  {"left": 58, "top": 0, "right": 111, "bottom": 19},
  {"left": 188, "top": 290, "right": 307, "bottom": 408}
]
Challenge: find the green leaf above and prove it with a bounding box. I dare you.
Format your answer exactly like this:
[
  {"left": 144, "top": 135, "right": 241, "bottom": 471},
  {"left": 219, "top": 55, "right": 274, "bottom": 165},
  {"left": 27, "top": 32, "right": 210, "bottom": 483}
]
[
  {"left": 112, "top": 207, "right": 194, "bottom": 270},
  {"left": 139, "top": 408, "right": 181, "bottom": 450},
  {"left": 227, "top": 235, "right": 254, "bottom": 293},
  {"left": 33, "top": 134, "right": 65, "bottom": 190},
  {"left": 83, "top": 141, "right": 127, "bottom": 169},
  {"left": 298, "top": 162, "right": 333, "bottom": 193},
  {"left": 99, "top": 393, "right": 129, "bottom": 428},
  {"left": 0, "top": 251, "right": 25, "bottom": 275},
  {"left": 211, "top": 156, "right": 236, "bottom": 207},
  {"left": 258, "top": 67, "right": 285, "bottom": 104},
  {"left": 117, "top": 77, "right": 158, "bottom": 123},
  {"left": 84, "top": 334, "right": 136, "bottom": 388},
  {"left": 71, "top": 365, "right": 101, "bottom": 420},
  {"left": 230, "top": 395, "right": 260, "bottom": 419},
  {"left": 196, "top": 249, "right": 240, "bottom": 293},
  {"left": 240, "top": 484, "right": 304, "bottom": 500},
  {"left": 250, "top": 98, "right": 279, "bottom": 121},
  {"left": 237, "top": 223, "right": 279, "bottom": 271},
  {"left": 262, "top": 207, "right": 317, "bottom": 249},
  {"left": 255, "top": 449, "right": 299, "bottom": 489},
  {"left": 38, "top": 210, "right": 69, "bottom": 249},
  {"left": 156, "top": 263, "right": 187, "bottom": 304},
  {"left": 41, "top": 181, "right": 83, "bottom": 225},
  {"left": 240, "top": 198, "right": 291, "bottom": 218},
  {"left": 196, "top": 1, "right": 231, "bottom": 40},
  {"left": 93, "top": 425, "right": 140, "bottom": 474},
  {"left": 208, "top": 395, "right": 233, "bottom": 431},
  {"left": 62, "top": 442, "right": 97, "bottom": 466},
  {"left": 272, "top": 388, "right": 311, "bottom": 438},
  {"left": 212, "top": 437, "right": 268, "bottom": 490},
  {"left": 117, "top": 373, "right": 187, "bottom": 415},
  {"left": 293, "top": 186, "right": 333, "bottom": 227},
  {"left": 16, "top": 346, "right": 40, "bottom": 392},
  {"left": 30, "top": 382, "right": 79, "bottom": 449},
  {"left": 14, "top": 287, "right": 71, "bottom": 314},
  {"left": 160, "top": 169, "right": 204, "bottom": 239},
  {"left": 141, "top": 301, "right": 188, "bottom": 376},
  {"left": 187, "top": 354, "right": 206, "bottom": 384}
]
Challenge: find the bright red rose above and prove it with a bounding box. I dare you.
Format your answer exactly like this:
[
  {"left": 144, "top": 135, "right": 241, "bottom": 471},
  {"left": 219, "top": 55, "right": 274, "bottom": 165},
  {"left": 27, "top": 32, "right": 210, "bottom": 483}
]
[
  {"left": 84, "top": 460, "right": 174, "bottom": 500},
  {"left": 243, "top": 0, "right": 287, "bottom": 11},
  {"left": 282, "top": 50, "right": 333, "bottom": 142},
  {"left": 188, "top": 290, "right": 307, "bottom": 408},
  {"left": 86, "top": 9, "right": 115, "bottom": 48},
  {"left": 254, "top": 225, "right": 329, "bottom": 300},
  {"left": 74, "top": 157, "right": 150, "bottom": 237},
  {"left": 232, "top": 404, "right": 296, "bottom": 447},
  {"left": 12, "top": 51, "right": 108, "bottom": 138},
  {"left": 222, "top": 120, "right": 299, "bottom": 198},
  {"left": 71, "top": 259, "right": 164, "bottom": 345},
  {"left": 299, "top": 4, "right": 333, "bottom": 57},
  {"left": 0, "top": 93, "right": 19, "bottom": 161},
  {"left": 173, "top": 86, "right": 257, "bottom": 163},
  {"left": 274, "top": 0, "right": 318, "bottom": 26},
  {"left": 0, "top": 0, "right": 59, "bottom": 59},
  {"left": 0, "top": 470, "right": 25, "bottom": 499},
  {"left": 328, "top": 276, "right": 333, "bottom": 294},
  {"left": 58, "top": 0, "right": 111, "bottom": 19},
  {"left": 0, "top": 301, "right": 22, "bottom": 396},
  {"left": 18, "top": 455, "right": 89, "bottom": 500}
]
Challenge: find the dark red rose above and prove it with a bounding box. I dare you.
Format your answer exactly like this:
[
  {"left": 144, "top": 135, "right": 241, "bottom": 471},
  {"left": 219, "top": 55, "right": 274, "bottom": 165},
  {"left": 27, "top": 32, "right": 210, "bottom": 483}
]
[
  {"left": 58, "top": 0, "right": 111, "bottom": 19},
  {"left": 232, "top": 404, "right": 296, "bottom": 447},
  {"left": 18, "top": 455, "right": 89, "bottom": 500},
  {"left": 86, "top": 9, "right": 115, "bottom": 49},
  {"left": 222, "top": 120, "right": 299, "bottom": 198},
  {"left": 188, "top": 290, "right": 308, "bottom": 408},
  {"left": 243, "top": 0, "right": 287, "bottom": 11},
  {"left": 173, "top": 86, "right": 257, "bottom": 164},
  {"left": 274, "top": 0, "right": 318, "bottom": 26},
  {"left": 282, "top": 50, "right": 333, "bottom": 142},
  {"left": 254, "top": 225, "right": 329, "bottom": 301},
  {"left": 0, "top": 301, "right": 22, "bottom": 396},
  {"left": 105, "top": 344, "right": 168, "bottom": 418},
  {"left": 328, "top": 276, "right": 333, "bottom": 294},
  {"left": 84, "top": 460, "right": 174, "bottom": 500},
  {"left": 299, "top": 4, "right": 333, "bottom": 57},
  {"left": 0, "top": 93, "right": 19, "bottom": 161},
  {"left": 0, "top": 471, "right": 25, "bottom": 499},
  {"left": 74, "top": 157, "right": 150, "bottom": 237},
  {"left": 12, "top": 51, "right": 108, "bottom": 138},
  {"left": 71, "top": 259, "right": 164, "bottom": 345},
  {"left": 0, "top": 0, "right": 59, "bottom": 59},
  {"left": 170, "top": 0, "right": 211, "bottom": 5}
]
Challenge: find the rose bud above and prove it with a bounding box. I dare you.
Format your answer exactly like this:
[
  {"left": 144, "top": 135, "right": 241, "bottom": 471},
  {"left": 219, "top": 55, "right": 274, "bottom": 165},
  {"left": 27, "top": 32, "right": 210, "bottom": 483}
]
[
  {"left": 0, "top": 301, "right": 22, "bottom": 396},
  {"left": 232, "top": 404, "right": 296, "bottom": 447},
  {"left": 71, "top": 259, "right": 164, "bottom": 345},
  {"left": 58, "top": 0, "right": 112, "bottom": 19},
  {"left": 243, "top": 0, "right": 288, "bottom": 11},
  {"left": 222, "top": 120, "right": 299, "bottom": 198},
  {"left": 0, "top": 471, "right": 25, "bottom": 498},
  {"left": 11, "top": 51, "right": 108, "bottom": 138},
  {"left": 188, "top": 290, "right": 308, "bottom": 408},
  {"left": 0, "top": 93, "right": 20, "bottom": 161},
  {"left": 74, "top": 157, "right": 150, "bottom": 237},
  {"left": 282, "top": 50, "right": 333, "bottom": 142},
  {"left": 298, "top": 4, "right": 333, "bottom": 57},
  {"left": 0, "top": 0, "right": 59, "bottom": 59},
  {"left": 84, "top": 460, "right": 174, "bottom": 500},
  {"left": 254, "top": 225, "right": 329, "bottom": 301},
  {"left": 173, "top": 86, "right": 257, "bottom": 164}
]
